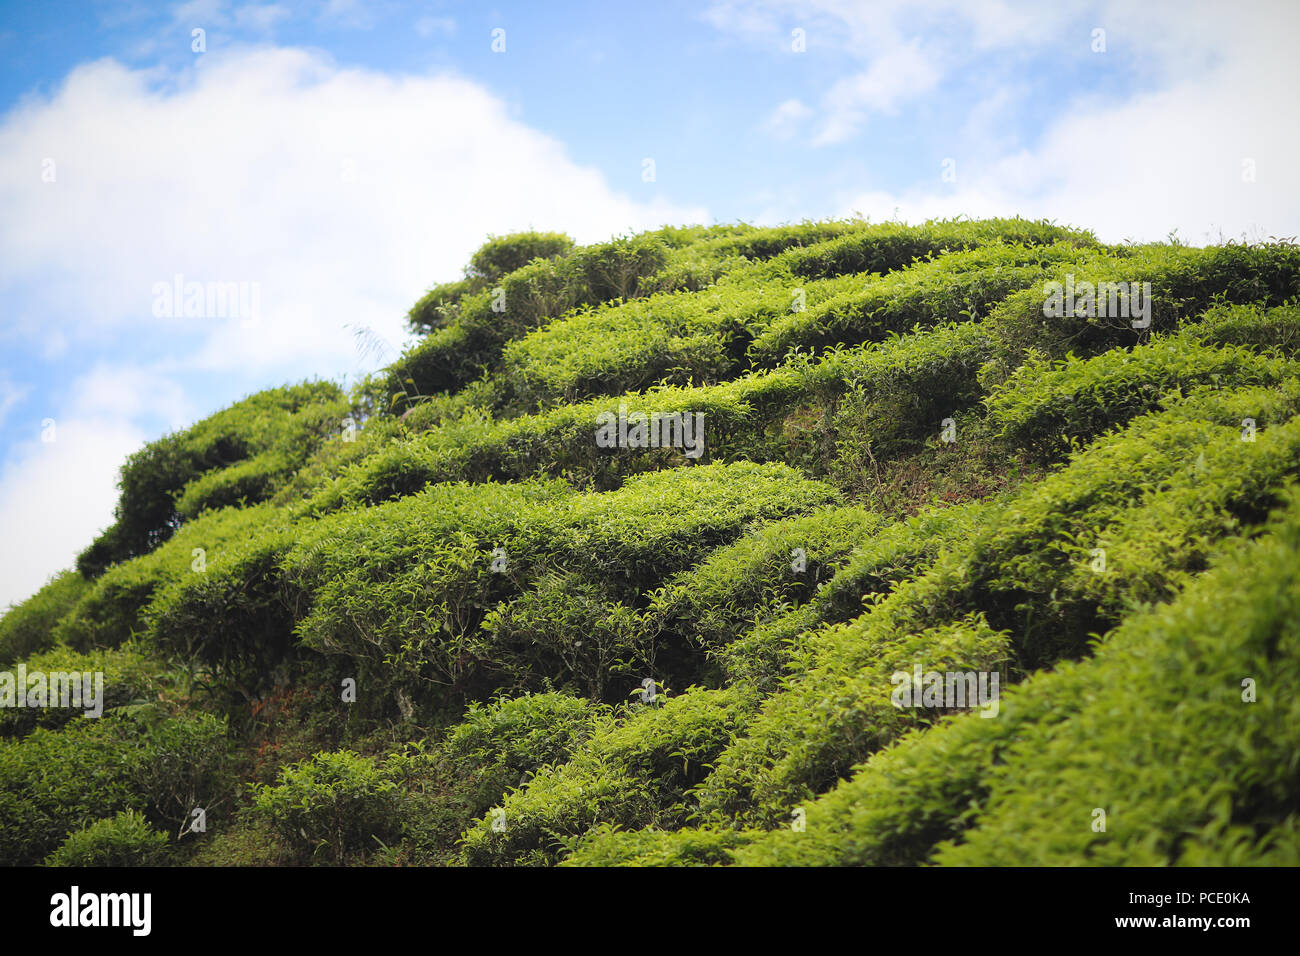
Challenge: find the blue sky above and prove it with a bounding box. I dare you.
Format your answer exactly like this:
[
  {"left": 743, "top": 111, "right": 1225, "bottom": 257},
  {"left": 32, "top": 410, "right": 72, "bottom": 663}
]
[{"left": 2, "top": 0, "right": 1298, "bottom": 609}]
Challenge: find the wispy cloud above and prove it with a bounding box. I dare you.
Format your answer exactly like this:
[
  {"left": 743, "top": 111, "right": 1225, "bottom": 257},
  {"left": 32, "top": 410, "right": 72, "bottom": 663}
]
[
  {"left": 712, "top": 0, "right": 1300, "bottom": 243},
  {"left": 414, "top": 15, "right": 456, "bottom": 39},
  {"left": 0, "top": 374, "right": 30, "bottom": 431},
  {"left": 813, "top": 40, "right": 941, "bottom": 145},
  {"left": 317, "top": 0, "right": 378, "bottom": 30},
  {"left": 707, "top": 0, "right": 1082, "bottom": 147},
  {"left": 834, "top": 1, "right": 1300, "bottom": 243},
  {"left": 171, "top": 0, "right": 290, "bottom": 36},
  {"left": 761, "top": 97, "right": 812, "bottom": 139}
]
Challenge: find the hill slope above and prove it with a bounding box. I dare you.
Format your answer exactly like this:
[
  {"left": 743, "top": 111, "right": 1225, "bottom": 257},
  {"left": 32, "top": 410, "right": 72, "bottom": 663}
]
[{"left": 4, "top": 217, "right": 1300, "bottom": 867}]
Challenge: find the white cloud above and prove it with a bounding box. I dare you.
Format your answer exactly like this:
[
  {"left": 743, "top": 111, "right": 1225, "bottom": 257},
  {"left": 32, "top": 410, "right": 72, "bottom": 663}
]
[
  {"left": 172, "top": 0, "right": 226, "bottom": 26},
  {"left": 716, "top": 0, "right": 1300, "bottom": 243},
  {"left": 317, "top": 0, "right": 377, "bottom": 30},
  {"left": 0, "top": 418, "right": 145, "bottom": 610},
  {"left": 703, "top": 0, "right": 1080, "bottom": 146},
  {"left": 761, "top": 98, "right": 812, "bottom": 139},
  {"left": 0, "top": 46, "right": 707, "bottom": 610},
  {"left": 703, "top": 0, "right": 1081, "bottom": 54},
  {"left": 66, "top": 363, "right": 195, "bottom": 429},
  {"left": 836, "top": 2, "right": 1300, "bottom": 244},
  {"left": 171, "top": 0, "right": 288, "bottom": 35},
  {"left": 0, "top": 374, "right": 30, "bottom": 430},
  {"left": 0, "top": 48, "right": 706, "bottom": 371},
  {"left": 233, "top": 4, "right": 291, "bottom": 33},
  {"left": 700, "top": 0, "right": 785, "bottom": 40},
  {"left": 0, "top": 360, "right": 198, "bottom": 611},
  {"left": 813, "top": 41, "right": 941, "bottom": 145},
  {"left": 414, "top": 16, "right": 456, "bottom": 39}
]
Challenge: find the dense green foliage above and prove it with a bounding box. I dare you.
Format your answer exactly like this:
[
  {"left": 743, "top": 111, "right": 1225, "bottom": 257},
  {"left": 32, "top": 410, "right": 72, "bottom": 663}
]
[
  {"left": 45, "top": 810, "right": 171, "bottom": 867},
  {"left": 251, "top": 749, "right": 408, "bottom": 863},
  {"left": 5, "top": 220, "right": 1300, "bottom": 867},
  {"left": 0, "top": 710, "right": 229, "bottom": 865},
  {"left": 76, "top": 383, "right": 353, "bottom": 576},
  {"left": 0, "top": 571, "right": 87, "bottom": 665}
]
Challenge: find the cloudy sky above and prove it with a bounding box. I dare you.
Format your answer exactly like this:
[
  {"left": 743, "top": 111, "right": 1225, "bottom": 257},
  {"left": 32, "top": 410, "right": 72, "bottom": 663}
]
[{"left": 1, "top": 0, "right": 1297, "bottom": 610}]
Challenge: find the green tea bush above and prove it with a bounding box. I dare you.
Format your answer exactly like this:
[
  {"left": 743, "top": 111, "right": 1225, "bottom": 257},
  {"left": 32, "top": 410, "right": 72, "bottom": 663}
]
[
  {"left": 389, "top": 321, "right": 480, "bottom": 404},
  {"left": 469, "top": 231, "right": 575, "bottom": 283},
  {"left": 961, "top": 394, "right": 1300, "bottom": 666},
  {"left": 283, "top": 479, "right": 574, "bottom": 705},
  {"left": 442, "top": 693, "right": 607, "bottom": 816},
  {"left": 529, "top": 462, "right": 841, "bottom": 587},
  {"left": 645, "top": 506, "right": 887, "bottom": 655},
  {"left": 717, "top": 503, "right": 989, "bottom": 690},
  {"left": 727, "top": 667, "right": 1075, "bottom": 866},
  {"left": 985, "top": 242, "right": 1300, "bottom": 381},
  {"left": 822, "top": 320, "right": 997, "bottom": 464},
  {"left": 406, "top": 232, "right": 577, "bottom": 336},
  {"left": 749, "top": 241, "right": 1089, "bottom": 366},
  {"left": 76, "top": 382, "right": 350, "bottom": 576},
  {"left": 500, "top": 274, "right": 861, "bottom": 407},
  {"left": 56, "top": 503, "right": 286, "bottom": 652},
  {"left": 695, "top": 610, "right": 1012, "bottom": 826},
  {"left": 478, "top": 573, "right": 648, "bottom": 699},
  {"left": 290, "top": 464, "right": 836, "bottom": 707},
  {"left": 303, "top": 374, "right": 810, "bottom": 508},
  {"left": 0, "top": 571, "right": 88, "bottom": 665},
  {"left": 406, "top": 276, "right": 480, "bottom": 336},
  {"left": 986, "top": 334, "right": 1290, "bottom": 459},
  {"left": 437, "top": 464, "right": 836, "bottom": 696},
  {"left": 318, "top": 318, "right": 1018, "bottom": 508},
  {"left": 44, "top": 810, "right": 170, "bottom": 867},
  {"left": 174, "top": 448, "right": 295, "bottom": 518},
  {"left": 1185, "top": 301, "right": 1300, "bottom": 356},
  {"left": 703, "top": 220, "right": 869, "bottom": 261},
  {"left": 266, "top": 412, "right": 407, "bottom": 506},
  {"left": 634, "top": 222, "right": 945, "bottom": 300},
  {"left": 1164, "top": 376, "right": 1300, "bottom": 428},
  {"left": 777, "top": 217, "right": 1094, "bottom": 282},
  {"left": 629, "top": 223, "right": 869, "bottom": 303},
  {"left": 145, "top": 522, "right": 298, "bottom": 701},
  {"left": 812, "top": 502, "right": 988, "bottom": 623},
  {"left": 386, "top": 219, "right": 1093, "bottom": 407},
  {"left": 689, "top": 380, "right": 1300, "bottom": 826},
  {"left": 251, "top": 749, "right": 405, "bottom": 864},
  {"left": 936, "top": 486, "right": 1300, "bottom": 865},
  {"left": 387, "top": 235, "right": 672, "bottom": 404},
  {"left": 734, "top": 483, "right": 1300, "bottom": 866},
  {"left": 460, "top": 685, "right": 758, "bottom": 865},
  {"left": 130, "top": 711, "right": 235, "bottom": 838},
  {"left": 562, "top": 823, "right": 757, "bottom": 866},
  {"left": 0, "top": 711, "right": 228, "bottom": 865},
  {"left": 0, "top": 645, "right": 174, "bottom": 737}
]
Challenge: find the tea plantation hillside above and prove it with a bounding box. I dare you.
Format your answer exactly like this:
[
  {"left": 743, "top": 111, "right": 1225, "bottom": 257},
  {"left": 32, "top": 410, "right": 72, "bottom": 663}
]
[{"left": 5, "top": 217, "right": 1300, "bottom": 867}]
